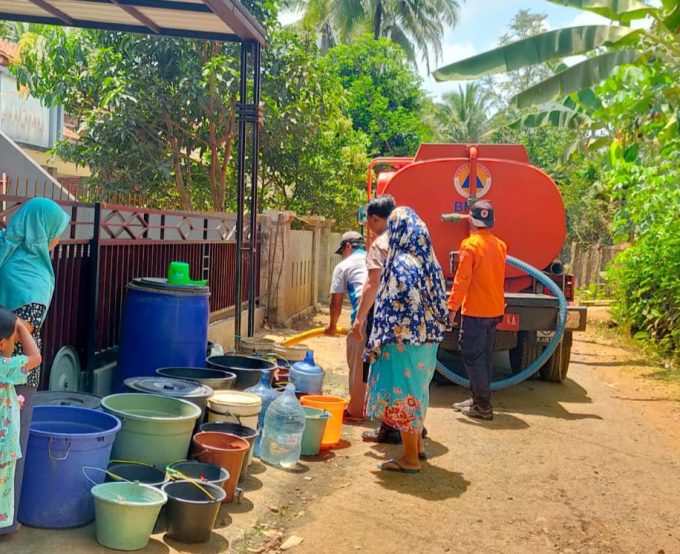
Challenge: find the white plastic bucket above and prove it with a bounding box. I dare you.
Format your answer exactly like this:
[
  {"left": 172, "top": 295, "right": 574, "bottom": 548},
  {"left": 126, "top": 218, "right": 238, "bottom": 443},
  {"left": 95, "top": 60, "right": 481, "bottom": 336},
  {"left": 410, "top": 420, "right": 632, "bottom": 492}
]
[{"left": 207, "top": 391, "right": 262, "bottom": 430}]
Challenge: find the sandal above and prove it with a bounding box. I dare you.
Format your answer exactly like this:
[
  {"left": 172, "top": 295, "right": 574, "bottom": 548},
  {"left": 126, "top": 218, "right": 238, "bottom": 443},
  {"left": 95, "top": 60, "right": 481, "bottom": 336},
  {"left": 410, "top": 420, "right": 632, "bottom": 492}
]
[
  {"left": 362, "top": 426, "right": 402, "bottom": 445},
  {"left": 418, "top": 452, "right": 428, "bottom": 460},
  {"left": 343, "top": 409, "right": 365, "bottom": 423},
  {"left": 378, "top": 458, "right": 420, "bottom": 474}
]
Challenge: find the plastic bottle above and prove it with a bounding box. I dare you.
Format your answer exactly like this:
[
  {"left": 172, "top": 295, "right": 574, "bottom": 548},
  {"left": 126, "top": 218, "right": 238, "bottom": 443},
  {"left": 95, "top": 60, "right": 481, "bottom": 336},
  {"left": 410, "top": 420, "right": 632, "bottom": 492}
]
[
  {"left": 290, "top": 351, "right": 324, "bottom": 394},
  {"left": 244, "top": 369, "right": 279, "bottom": 456},
  {"left": 258, "top": 383, "right": 306, "bottom": 468}
]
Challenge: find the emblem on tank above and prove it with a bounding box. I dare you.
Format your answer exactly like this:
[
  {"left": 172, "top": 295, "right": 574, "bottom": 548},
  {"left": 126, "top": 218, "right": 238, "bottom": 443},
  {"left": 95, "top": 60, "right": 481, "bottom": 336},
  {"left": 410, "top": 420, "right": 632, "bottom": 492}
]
[{"left": 453, "top": 162, "right": 492, "bottom": 199}]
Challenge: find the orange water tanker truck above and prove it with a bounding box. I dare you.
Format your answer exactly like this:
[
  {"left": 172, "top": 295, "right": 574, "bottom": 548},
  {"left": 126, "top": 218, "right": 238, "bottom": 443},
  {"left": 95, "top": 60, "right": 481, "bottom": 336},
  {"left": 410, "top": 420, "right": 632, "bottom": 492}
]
[{"left": 366, "top": 143, "right": 587, "bottom": 386}]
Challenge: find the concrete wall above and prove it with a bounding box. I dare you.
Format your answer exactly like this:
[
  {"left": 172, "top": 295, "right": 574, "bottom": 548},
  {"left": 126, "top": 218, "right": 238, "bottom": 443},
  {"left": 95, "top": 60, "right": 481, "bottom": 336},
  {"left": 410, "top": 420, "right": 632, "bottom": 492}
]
[
  {"left": 259, "top": 211, "right": 347, "bottom": 325},
  {"left": 209, "top": 307, "right": 267, "bottom": 351},
  {"left": 285, "top": 229, "right": 315, "bottom": 317}
]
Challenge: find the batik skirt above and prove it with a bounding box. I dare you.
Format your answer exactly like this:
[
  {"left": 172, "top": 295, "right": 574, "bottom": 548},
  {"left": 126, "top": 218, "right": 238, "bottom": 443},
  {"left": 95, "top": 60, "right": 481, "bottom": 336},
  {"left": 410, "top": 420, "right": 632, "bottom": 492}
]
[{"left": 366, "top": 343, "right": 438, "bottom": 434}]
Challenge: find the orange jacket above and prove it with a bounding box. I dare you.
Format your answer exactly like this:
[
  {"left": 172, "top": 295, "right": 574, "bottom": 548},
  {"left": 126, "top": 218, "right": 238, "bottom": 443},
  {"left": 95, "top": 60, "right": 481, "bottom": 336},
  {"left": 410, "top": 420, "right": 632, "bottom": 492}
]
[{"left": 447, "top": 229, "right": 507, "bottom": 318}]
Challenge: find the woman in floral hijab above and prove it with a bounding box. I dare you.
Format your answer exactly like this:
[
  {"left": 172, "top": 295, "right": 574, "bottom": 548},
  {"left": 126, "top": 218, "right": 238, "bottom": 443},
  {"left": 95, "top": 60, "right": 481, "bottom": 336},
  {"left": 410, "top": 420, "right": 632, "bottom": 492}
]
[{"left": 365, "top": 207, "right": 449, "bottom": 473}]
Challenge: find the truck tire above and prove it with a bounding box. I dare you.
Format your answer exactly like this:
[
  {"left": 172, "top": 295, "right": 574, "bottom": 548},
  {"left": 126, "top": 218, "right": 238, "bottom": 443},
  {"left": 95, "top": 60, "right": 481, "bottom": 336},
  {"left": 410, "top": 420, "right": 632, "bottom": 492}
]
[
  {"left": 508, "top": 331, "right": 542, "bottom": 375},
  {"left": 539, "top": 332, "right": 573, "bottom": 383}
]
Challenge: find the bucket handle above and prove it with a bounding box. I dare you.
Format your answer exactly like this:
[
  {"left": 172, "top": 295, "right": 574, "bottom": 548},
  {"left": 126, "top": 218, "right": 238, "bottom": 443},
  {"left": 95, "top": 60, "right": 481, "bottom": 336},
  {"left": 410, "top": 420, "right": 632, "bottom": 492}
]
[
  {"left": 164, "top": 459, "right": 189, "bottom": 471},
  {"left": 164, "top": 467, "right": 217, "bottom": 501},
  {"left": 207, "top": 407, "right": 246, "bottom": 427},
  {"left": 108, "top": 459, "right": 155, "bottom": 468},
  {"left": 82, "top": 466, "right": 127, "bottom": 487},
  {"left": 48, "top": 437, "right": 72, "bottom": 461}
]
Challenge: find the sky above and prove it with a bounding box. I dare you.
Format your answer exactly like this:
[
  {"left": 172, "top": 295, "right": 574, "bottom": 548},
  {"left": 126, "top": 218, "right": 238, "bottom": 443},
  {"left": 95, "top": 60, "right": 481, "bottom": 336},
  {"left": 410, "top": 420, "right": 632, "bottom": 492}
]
[{"left": 279, "top": 0, "right": 653, "bottom": 99}]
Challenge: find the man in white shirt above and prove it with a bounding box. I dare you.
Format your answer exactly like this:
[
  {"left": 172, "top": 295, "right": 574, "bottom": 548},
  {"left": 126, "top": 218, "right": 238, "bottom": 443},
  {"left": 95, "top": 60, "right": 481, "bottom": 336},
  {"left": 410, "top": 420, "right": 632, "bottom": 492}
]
[{"left": 326, "top": 231, "right": 368, "bottom": 419}]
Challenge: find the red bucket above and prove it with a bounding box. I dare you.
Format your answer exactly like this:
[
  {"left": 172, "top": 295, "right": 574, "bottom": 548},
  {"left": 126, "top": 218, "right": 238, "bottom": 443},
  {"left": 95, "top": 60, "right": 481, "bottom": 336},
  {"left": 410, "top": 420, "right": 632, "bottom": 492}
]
[{"left": 191, "top": 432, "right": 249, "bottom": 502}]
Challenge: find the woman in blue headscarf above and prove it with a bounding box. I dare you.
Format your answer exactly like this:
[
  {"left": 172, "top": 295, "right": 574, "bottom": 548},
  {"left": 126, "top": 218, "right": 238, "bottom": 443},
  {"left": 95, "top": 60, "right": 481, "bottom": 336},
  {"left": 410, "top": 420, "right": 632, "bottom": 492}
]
[
  {"left": 365, "top": 207, "right": 449, "bottom": 474},
  {"left": 0, "top": 197, "right": 70, "bottom": 534}
]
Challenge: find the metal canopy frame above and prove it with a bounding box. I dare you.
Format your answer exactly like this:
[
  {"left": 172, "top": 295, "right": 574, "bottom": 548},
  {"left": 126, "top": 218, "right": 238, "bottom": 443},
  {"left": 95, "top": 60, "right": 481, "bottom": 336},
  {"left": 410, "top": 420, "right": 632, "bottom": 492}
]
[
  {"left": 0, "top": 0, "right": 265, "bottom": 44},
  {"left": 0, "top": 0, "right": 264, "bottom": 346}
]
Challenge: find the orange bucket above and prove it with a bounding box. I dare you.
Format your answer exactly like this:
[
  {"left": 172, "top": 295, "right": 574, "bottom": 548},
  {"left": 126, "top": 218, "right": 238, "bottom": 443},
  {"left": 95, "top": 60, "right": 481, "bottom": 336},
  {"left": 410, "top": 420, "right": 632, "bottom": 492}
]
[
  {"left": 300, "top": 395, "right": 347, "bottom": 446},
  {"left": 191, "top": 432, "right": 249, "bottom": 502}
]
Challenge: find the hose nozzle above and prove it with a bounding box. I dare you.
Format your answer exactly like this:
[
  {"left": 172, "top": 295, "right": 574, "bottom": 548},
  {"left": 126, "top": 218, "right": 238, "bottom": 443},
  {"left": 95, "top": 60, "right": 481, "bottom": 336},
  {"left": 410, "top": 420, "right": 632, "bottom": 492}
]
[{"left": 441, "top": 213, "right": 469, "bottom": 223}]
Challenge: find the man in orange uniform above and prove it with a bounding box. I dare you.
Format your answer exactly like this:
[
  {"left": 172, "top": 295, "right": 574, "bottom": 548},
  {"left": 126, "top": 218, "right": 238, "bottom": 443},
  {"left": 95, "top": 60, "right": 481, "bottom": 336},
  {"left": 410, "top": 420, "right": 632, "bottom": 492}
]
[{"left": 447, "top": 200, "right": 507, "bottom": 421}]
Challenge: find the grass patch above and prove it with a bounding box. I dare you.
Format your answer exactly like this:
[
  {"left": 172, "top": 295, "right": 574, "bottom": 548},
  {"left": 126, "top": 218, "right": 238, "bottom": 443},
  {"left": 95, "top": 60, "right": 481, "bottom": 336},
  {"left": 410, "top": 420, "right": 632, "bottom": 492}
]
[{"left": 588, "top": 318, "right": 680, "bottom": 385}]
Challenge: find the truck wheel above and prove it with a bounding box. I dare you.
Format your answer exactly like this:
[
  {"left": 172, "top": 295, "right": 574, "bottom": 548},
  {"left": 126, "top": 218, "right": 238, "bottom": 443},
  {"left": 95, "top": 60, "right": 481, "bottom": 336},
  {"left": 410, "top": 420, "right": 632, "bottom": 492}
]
[
  {"left": 539, "top": 332, "right": 573, "bottom": 383},
  {"left": 508, "top": 332, "right": 542, "bottom": 375}
]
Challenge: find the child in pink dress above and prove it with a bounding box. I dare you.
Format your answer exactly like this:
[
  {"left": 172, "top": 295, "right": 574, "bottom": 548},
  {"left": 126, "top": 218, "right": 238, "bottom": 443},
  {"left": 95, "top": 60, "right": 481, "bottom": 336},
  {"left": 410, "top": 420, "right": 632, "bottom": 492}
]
[{"left": 0, "top": 307, "right": 41, "bottom": 528}]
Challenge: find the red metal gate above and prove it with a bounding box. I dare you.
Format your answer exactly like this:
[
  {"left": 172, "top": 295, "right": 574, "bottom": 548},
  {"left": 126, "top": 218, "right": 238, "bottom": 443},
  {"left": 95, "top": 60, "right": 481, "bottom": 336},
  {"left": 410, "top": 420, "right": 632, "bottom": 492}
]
[{"left": 0, "top": 196, "right": 259, "bottom": 389}]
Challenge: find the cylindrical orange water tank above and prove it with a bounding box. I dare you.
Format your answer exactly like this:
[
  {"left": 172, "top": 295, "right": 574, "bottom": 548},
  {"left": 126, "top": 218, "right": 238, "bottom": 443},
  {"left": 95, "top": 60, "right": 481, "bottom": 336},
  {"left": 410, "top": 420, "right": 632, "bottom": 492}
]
[{"left": 382, "top": 157, "right": 566, "bottom": 281}]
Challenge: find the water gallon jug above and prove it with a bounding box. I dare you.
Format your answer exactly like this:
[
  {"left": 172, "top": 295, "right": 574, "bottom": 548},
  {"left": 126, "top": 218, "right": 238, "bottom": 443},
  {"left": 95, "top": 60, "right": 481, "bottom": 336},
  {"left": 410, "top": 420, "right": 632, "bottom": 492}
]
[
  {"left": 259, "top": 384, "right": 306, "bottom": 469},
  {"left": 244, "top": 369, "right": 279, "bottom": 457},
  {"left": 290, "top": 351, "right": 324, "bottom": 395}
]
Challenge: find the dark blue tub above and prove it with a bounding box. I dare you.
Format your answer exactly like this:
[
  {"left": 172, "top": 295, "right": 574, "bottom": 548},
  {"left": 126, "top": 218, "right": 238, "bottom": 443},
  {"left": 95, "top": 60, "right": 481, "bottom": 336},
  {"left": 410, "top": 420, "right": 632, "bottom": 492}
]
[
  {"left": 18, "top": 406, "right": 121, "bottom": 528},
  {"left": 115, "top": 278, "right": 210, "bottom": 391}
]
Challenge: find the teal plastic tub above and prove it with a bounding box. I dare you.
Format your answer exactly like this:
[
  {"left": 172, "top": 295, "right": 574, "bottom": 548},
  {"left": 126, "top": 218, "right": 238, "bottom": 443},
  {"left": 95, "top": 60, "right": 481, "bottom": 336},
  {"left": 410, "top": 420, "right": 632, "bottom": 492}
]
[
  {"left": 101, "top": 393, "right": 202, "bottom": 469},
  {"left": 92, "top": 481, "right": 167, "bottom": 551},
  {"left": 300, "top": 407, "right": 331, "bottom": 456}
]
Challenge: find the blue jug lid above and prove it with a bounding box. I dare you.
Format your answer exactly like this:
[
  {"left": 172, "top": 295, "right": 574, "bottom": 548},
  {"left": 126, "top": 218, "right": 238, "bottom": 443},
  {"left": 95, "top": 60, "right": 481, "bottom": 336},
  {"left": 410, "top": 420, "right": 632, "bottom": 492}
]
[{"left": 291, "top": 351, "right": 323, "bottom": 376}]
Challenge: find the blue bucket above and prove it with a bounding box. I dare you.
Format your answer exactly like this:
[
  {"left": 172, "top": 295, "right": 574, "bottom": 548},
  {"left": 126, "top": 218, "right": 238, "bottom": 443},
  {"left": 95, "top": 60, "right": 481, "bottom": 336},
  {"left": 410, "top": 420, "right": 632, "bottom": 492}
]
[{"left": 18, "top": 406, "right": 121, "bottom": 528}]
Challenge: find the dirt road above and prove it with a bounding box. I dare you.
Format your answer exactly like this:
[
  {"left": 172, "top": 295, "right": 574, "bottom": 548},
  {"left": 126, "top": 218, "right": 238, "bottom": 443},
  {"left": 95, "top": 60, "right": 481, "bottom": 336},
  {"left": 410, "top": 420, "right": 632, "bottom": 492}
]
[
  {"left": 4, "top": 309, "right": 679, "bottom": 554},
  {"left": 240, "top": 310, "right": 680, "bottom": 554}
]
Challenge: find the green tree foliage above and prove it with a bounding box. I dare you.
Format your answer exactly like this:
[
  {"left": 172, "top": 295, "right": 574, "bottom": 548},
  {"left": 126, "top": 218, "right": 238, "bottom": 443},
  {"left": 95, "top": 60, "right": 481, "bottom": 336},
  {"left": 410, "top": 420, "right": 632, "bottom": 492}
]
[
  {"left": 605, "top": 147, "right": 680, "bottom": 356},
  {"left": 292, "top": 0, "right": 461, "bottom": 70},
  {"left": 13, "top": 28, "right": 243, "bottom": 210},
  {"left": 594, "top": 61, "right": 679, "bottom": 355},
  {"left": 258, "top": 31, "right": 368, "bottom": 227},
  {"left": 322, "top": 36, "right": 433, "bottom": 156},
  {"left": 433, "top": 83, "right": 491, "bottom": 142},
  {"left": 9, "top": 24, "right": 370, "bottom": 224},
  {"left": 364, "top": 0, "right": 462, "bottom": 71},
  {"left": 492, "top": 10, "right": 554, "bottom": 106}
]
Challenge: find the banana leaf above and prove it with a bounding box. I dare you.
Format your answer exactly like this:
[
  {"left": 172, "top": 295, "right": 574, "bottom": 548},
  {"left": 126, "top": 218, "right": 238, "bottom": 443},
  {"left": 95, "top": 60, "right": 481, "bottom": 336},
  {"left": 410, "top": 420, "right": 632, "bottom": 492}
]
[
  {"left": 511, "top": 49, "right": 643, "bottom": 109},
  {"left": 433, "top": 25, "right": 636, "bottom": 81},
  {"left": 547, "top": 0, "right": 653, "bottom": 23},
  {"left": 508, "top": 103, "right": 588, "bottom": 129},
  {"left": 664, "top": 4, "right": 680, "bottom": 34}
]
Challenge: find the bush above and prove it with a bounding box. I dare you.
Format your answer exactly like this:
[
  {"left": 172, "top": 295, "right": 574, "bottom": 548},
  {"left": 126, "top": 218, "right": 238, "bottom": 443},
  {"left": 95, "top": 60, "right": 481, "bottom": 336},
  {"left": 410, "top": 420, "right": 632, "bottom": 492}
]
[{"left": 606, "top": 213, "right": 680, "bottom": 356}]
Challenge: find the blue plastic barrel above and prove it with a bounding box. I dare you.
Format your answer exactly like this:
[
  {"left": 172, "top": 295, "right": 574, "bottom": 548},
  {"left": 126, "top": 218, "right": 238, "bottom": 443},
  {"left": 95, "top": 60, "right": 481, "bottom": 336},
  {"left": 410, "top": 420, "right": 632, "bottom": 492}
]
[
  {"left": 18, "top": 406, "right": 121, "bottom": 528},
  {"left": 115, "top": 278, "right": 210, "bottom": 391}
]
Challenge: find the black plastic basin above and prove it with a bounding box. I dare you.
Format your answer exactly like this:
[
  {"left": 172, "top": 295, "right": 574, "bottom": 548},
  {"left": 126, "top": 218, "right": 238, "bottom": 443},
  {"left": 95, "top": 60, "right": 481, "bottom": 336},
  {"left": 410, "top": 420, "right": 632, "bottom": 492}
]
[{"left": 205, "top": 355, "right": 276, "bottom": 390}]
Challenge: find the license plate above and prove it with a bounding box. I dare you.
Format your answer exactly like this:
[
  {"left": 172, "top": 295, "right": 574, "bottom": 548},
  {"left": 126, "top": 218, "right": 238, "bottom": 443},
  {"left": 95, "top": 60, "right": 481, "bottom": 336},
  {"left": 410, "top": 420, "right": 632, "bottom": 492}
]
[{"left": 497, "top": 313, "right": 520, "bottom": 331}]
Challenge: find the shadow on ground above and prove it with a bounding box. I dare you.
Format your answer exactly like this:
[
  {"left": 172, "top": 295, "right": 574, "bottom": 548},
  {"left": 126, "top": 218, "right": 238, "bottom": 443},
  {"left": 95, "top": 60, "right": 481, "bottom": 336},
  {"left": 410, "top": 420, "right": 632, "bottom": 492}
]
[
  {"left": 429, "top": 371, "right": 602, "bottom": 422},
  {"left": 364, "top": 438, "right": 450, "bottom": 461},
  {"left": 373, "top": 464, "right": 470, "bottom": 500},
  {"left": 164, "top": 533, "right": 228, "bottom": 553}
]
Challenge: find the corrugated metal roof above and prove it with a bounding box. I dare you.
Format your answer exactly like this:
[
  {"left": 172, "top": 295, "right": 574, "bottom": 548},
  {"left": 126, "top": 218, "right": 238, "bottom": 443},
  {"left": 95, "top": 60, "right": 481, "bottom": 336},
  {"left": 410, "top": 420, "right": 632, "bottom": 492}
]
[{"left": 0, "top": 0, "right": 266, "bottom": 45}]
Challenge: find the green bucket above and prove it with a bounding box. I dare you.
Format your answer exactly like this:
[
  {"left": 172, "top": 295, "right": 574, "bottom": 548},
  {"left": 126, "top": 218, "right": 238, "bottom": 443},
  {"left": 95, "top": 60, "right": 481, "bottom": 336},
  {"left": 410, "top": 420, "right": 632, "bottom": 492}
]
[
  {"left": 101, "top": 394, "right": 202, "bottom": 469},
  {"left": 300, "top": 407, "right": 331, "bottom": 456},
  {"left": 91, "top": 481, "right": 167, "bottom": 551}
]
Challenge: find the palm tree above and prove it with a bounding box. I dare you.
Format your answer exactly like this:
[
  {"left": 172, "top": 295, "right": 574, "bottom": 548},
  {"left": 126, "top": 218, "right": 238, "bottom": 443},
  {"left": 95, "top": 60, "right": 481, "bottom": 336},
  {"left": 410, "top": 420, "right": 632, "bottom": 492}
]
[
  {"left": 292, "top": 0, "right": 461, "bottom": 70},
  {"left": 289, "top": 0, "right": 365, "bottom": 54},
  {"left": 369, "top": 0, "right": 462, "bottom": 71},
  {"left": 436, "top": 83, "right": 492, "bottom": 142}
]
